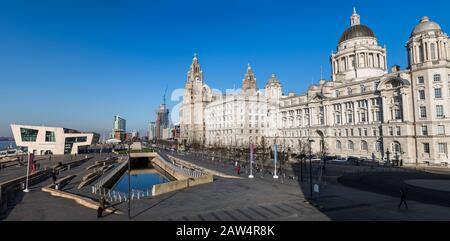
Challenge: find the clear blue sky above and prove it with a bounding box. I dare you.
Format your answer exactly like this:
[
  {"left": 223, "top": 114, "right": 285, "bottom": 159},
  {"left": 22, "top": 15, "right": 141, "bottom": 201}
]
[{"left": 1, "top": 0, "right": 449, "bottom": 137}]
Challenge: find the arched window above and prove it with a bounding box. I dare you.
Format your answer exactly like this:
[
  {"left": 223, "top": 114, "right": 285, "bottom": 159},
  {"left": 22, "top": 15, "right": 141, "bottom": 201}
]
[
  {"left": 392, "top": 142, "right": 401, "bottom": 154},
  {"left": 336, "top": 140, "right": 342, "bottom": 150},
  {"left": 419, "top": 45, "right": 424, "bottom": 62},
  {"left": 361, "top": 141, "right": 368, "bottom": 151},
  {"left": 376, "top": 141, "right": 383, "bottom": 152},
  {"left": 348, "top": 141, "right": 354, "bottom": 151},
  {"left": 431, "top": 43, "right": 436, "bottom": 60}
]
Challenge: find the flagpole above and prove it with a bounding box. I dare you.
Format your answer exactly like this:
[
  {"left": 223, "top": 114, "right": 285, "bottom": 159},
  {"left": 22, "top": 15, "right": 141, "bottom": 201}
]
[{"left": 23, "top": 151, "right": 31, "bottom": 192}]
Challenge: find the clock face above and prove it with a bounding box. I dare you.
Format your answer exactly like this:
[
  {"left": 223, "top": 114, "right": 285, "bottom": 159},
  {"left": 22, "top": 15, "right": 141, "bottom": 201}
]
[{"left": 195, "top": 77, "right": 200, "bottom": 82}]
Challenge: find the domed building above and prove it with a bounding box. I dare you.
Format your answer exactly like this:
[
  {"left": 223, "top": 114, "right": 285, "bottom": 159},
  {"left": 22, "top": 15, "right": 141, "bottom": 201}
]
[
  {"left": 180, "top": 11, "right": 450, "bottom": 166},
  {"left": 331, "top": 9, "right": 387, "bottom": 82},
  {"left": 277, "top": 10, "right": 449, "bottom": 166}
]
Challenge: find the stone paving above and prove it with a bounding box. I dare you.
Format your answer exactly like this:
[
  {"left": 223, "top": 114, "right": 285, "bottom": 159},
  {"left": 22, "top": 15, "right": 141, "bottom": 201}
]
[{"left": 2, "top": 151, "right": 450, "bottom": 221}]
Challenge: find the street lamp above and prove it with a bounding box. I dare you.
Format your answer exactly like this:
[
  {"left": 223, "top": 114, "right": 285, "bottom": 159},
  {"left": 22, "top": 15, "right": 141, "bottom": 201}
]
[
  {"left": 249, "top": 143, "right": 254, "bottom": 179},
  {"left": 309, "top": 140, "right": 315, "bottom": 198},
  {"left": 386, "top": 149, "right": 391, "bottom": 165},
  {"left": 127, "top": 140, "right": 131, "bottom": 219},
  {"left": 273, "top": 143, "right": 279, "bottom": 179}
]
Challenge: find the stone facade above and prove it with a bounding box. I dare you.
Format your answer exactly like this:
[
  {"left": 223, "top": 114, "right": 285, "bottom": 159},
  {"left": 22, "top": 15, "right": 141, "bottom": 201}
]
[
  {"left": 277, "top": 11, "right": 450, "bottom": 165},
  {"left": 179, "top": 10, "right": 450, "bottom": 165}
]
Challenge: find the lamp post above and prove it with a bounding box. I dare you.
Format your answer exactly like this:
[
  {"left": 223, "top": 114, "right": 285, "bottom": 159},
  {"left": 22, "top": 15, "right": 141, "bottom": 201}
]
[
  {"left": 23, "top": 150, "right": 34, "bottom": 193},
  {"left": 127, "top": 140, "right": 131, "bottom": 219},
  {"left": 249, "top": 143, "right": 254, "bottom": 179},
  {"left": 309, "top": 140, "right": 315, "bottom": 198},
  {"left": 273, "top": 143, "right": 279, "bottom": 179},
  {"left": 386, "top": 149, "right": 391, "bottom": 166}
]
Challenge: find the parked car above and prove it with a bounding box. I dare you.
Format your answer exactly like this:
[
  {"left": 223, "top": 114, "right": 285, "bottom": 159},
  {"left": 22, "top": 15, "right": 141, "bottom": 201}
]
[
  {"left": 347, "top": 156, "right": 360, "bottom": 165},
  {"left": 332, "top": 156, "right": 347, "bottom": 163}
]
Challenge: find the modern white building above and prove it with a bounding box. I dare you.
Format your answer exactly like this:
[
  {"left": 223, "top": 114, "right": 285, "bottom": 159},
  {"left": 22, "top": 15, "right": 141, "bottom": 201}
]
[{"left": 11, "top": 124, "right": 99, "bottom": 155}]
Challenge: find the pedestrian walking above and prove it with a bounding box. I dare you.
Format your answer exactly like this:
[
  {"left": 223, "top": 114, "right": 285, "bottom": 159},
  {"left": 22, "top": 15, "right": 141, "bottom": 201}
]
[
  {"left": 236, "top": 165, "right": 241, "bottom": 175},
  {"left": 398, "top": 189, "right": 408, "bottom": 209},
  {"left": 52, "top": 169, "right": 57, "bottom": 185},
  {"left": 97, "top": 196, "right": 106, "bottom": 218}
]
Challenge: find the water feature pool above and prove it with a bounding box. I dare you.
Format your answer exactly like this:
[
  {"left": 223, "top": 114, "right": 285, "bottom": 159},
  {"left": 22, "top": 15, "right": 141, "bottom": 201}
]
[{"left": 112, "top": 168, "right": 168, "bottom": 193}]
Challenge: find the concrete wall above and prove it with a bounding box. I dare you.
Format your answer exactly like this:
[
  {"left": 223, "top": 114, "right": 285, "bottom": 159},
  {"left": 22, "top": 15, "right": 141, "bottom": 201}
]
[
  {"left": 151, "top": 155, "right": 191, "bottom": 180},
  {"left": 151, "top": 174, "right": 213, "bottom": 196}
]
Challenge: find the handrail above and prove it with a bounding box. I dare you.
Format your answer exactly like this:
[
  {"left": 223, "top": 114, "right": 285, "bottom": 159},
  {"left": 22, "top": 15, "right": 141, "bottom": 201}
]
[{"left": 158, "top": 151, "right": 207, "bottom": 178}]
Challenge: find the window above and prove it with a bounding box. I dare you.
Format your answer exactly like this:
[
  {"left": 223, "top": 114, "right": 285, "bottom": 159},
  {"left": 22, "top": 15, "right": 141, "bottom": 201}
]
[
  {"left": 20, "top": 128, "right": 38, "bottom": 142},
  {"left": 373, "top": 128, "right": 377, "bottom": 136},
  {"left": 437, "top": 125, "right": 445, "bottom": 136},
  {"left": 419, "top": 45, "right": 424, "bottom": 62},
  {"left": 364, "top": 128, "right": 368, "bottom": 136},
  {"left": 418, "top": 76, "right": 425, "bottom": 84},
  {"left": 347, "top": 113, "right": 353, "bottom": 123},
  {"left": 45, "top": 131, "right": 56, "bottom": 142},
  {"left": 361, "top": 141, "right": 368, "bottom": 151},
  {"left": 435, "top": 88, "right": 442, "bottom": 99},
  {"left": 374, "top": 81, "right": 380, "bottom": 90},
  {"left": 438, "top": 143, "right": 448, "bottom": 154},
  {"left": 436, "top": 105, "right": 444, "bottom": 118},
  {"left": 348, "top": 141, "right": 354, "bottom": 150},
  {"left": 358, "top": 128, "right": 362, "bottom": 136},
  {"left": 345, "top": 129, "right": 349, "bottom": 136},
  {"left": 335, "top": 113, "right": 341, "bottom": 124},
  {"left": 360, "top": 85, "right": 366, "bottom": 93},
  {"left": 423, "top": 143, "right": 430, "bottom": 154},
  {"left": 394, "top": 108, "right": 402, "bottom": 120},
  {"left": 420, "top": 106, "right": 427, "bottom": 119},
  {"left": 396, "top": 127, "right": 401, "bottom": 136},
  {"left": 393, "top": 142, "right": 401, "bottom": 153},
  {"left": 347, "top": 87, "right": 352, "bottom": 95},
  {"left": 419, "top": 89, "right": 426, "bottom": 100},
  {"left": 361, "top": 112, "right": 366, "bottom": 122},
  {"left": 335, "top": 90, "right": 340, "bottom": 97},
  {"left": 422, "top": 126, "right": 429, "bottom": 136},
  {"left": 434, "top": 74, "right": 441, "bottom": 82},
  {"left": 375, "top": 111, "right": 382, "bottom": 122},
  {"left": 350, "top": 129, "right": 354, "bottom": 136},
  {"left": 431, "top": 43, "right": 436, "bottom": 60},
  {"left": 389, "top": 127, "right": 394, "bottom": 136},
  {"left": 65, "top": 136, "right": 87, "bottom": 143},
  {"left": 336, "top": 141, "right": 342, "bottom": 150}
]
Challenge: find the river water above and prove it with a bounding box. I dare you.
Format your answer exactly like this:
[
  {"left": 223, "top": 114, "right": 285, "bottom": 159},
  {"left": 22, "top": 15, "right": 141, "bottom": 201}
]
[{"left": 0, "top": 141, "right": 16, "bottom": 150}]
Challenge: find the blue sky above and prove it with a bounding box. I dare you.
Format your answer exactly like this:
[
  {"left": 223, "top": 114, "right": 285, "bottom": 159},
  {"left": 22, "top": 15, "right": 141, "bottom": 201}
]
[{"left": 1, "top": 0, "right": 449, "bottom": 137}]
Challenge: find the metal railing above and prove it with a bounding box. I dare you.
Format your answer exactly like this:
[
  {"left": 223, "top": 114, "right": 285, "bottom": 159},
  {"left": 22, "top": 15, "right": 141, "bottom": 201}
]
[
  {"left": 95, "top": 157, "right": 128, "bottom": 188},
  {"left": 91, "top": 185, "right": 150, "bottom": 203},
  {"left": 158, "top": 152, "right": 207, "bottom": 178}
]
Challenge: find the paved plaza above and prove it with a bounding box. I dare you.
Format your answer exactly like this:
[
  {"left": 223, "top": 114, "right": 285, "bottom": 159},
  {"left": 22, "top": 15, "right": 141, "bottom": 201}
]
[{"left": 1, "top": 151, "right": 450, "bottom": 221}]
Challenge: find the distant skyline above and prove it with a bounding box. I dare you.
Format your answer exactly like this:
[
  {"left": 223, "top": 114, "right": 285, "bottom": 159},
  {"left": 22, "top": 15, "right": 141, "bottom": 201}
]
[{"left": 1, "top": 0, "right": 450, "bottom": 137}]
